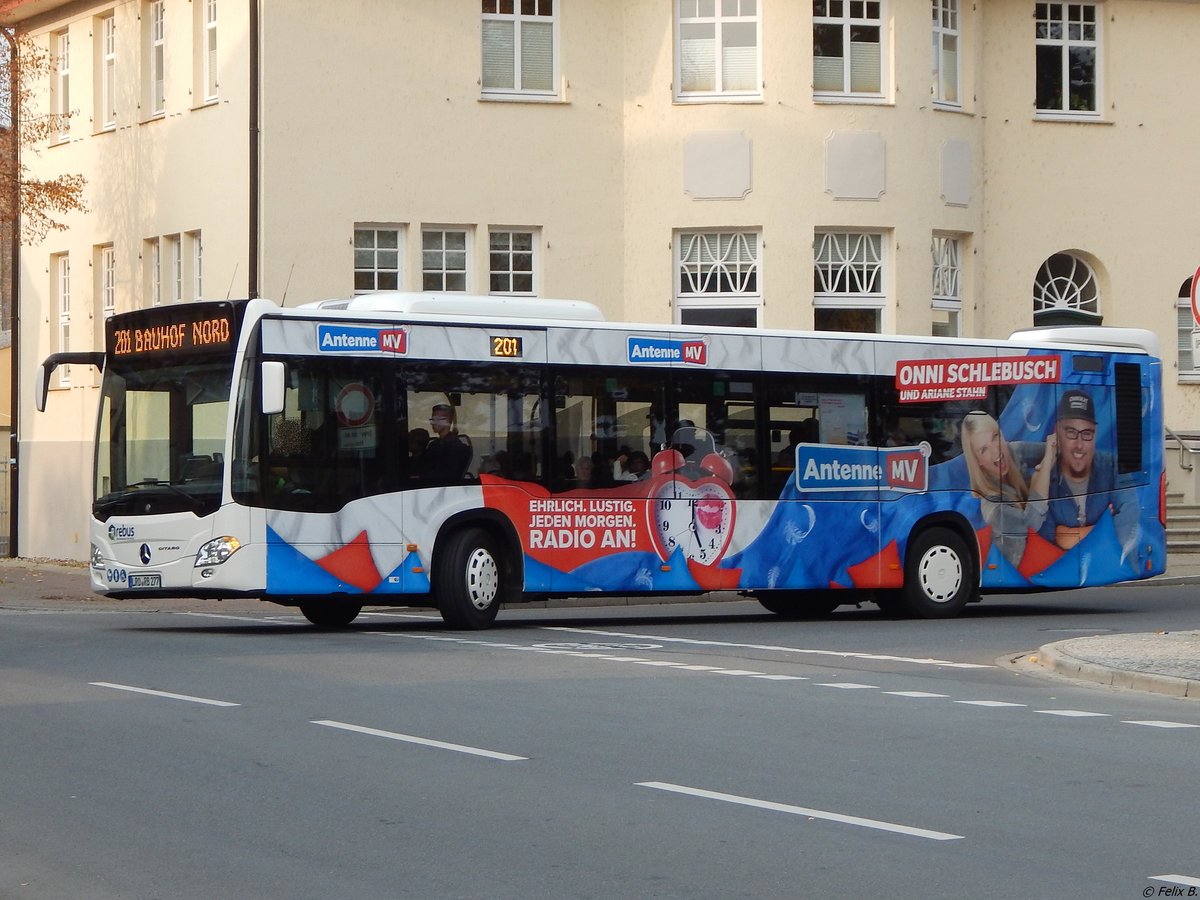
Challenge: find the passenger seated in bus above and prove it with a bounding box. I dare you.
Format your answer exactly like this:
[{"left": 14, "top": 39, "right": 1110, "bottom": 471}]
[
  {"left": 613, "top": 449, "right": 649, "bottom": 481},
  {"left": 408, "top": 427, "right": 430, "bottom": 460},
  {"left": 418, "top": 403, "right": 473, "bottom": 484},
  {"left": 775, "top": 418, "right": 819, "bottom": 467},
  {"left": 961, "top": 411, "right": 1055, "bottom": 569}
]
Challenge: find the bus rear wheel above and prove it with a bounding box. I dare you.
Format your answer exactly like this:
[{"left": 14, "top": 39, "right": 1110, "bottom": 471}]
[
  {"left": 435, "top": 526, "right": 505, "bottom": 630},
  {"left": 300, "top": 600, "right": 363, "bottom": 628},
  {"left": 756, "top": 591, "right": 842, "bottom": 619},
  {"left": 901, "top": 527, "right": 976, "bottom": 619}
]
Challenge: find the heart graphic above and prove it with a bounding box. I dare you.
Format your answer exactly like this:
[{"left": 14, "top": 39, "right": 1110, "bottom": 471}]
[{"left": 647, "top": 475, "right": 736, "bottom": 567}]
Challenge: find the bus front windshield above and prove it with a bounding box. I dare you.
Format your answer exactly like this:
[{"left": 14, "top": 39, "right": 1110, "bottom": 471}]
[{"left": 93, "top": 357, "right": 235, "bottom": 520}]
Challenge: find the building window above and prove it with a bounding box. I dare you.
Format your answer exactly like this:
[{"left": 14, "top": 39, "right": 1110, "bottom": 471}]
[
  {"left": 932, "top": 0, "right": 959, "bottom": 106},
  {"left": 1034, "top": 252, "right": 1100, "bottom": 324},
  {"left": 188, "top": 230, "right": 203, "bottom": 299},
  {"left": 203, "top": 0, "right": 218, "bottom": 101},
  {"left": 482, "top": 0, "right": 557, "bottom": 98},
  {"left": 100, "top": 245, "right": 116, "bottom": 318},
  {"left": 814, "top": 230, "right": 885, "bottom": 334},
  {"left": 813, "top": 0, "right": 884, "bottom": 99},
  {"left": 422, "top": 228, "right": 469, "bottom": 292},
  {"left": 148, "top": 0, "right": 165, "bottom": 116},
  {"left": 675, "top": 0, "right": 761, "bottom": 100},
  {"left": 1177, "top": 277, "right": 1196, "bottom": 377},
  {"left": 675, "top": 230, "right": 760, "bottom": 328},
  {"left": 165, "top": 234, "right": 182, "bottom": 302},
  {"left": 1035, "top": 2, "right": 1099, "bottom": 116},
  {"left": 54, "top": 254, "right": 71, "bottom": 385},
  {"left": 52, "top": 30, "right": 70, "bottom": 142},
  {"left": 932, "top": 234, "right": 962, "bottom": 337},
  {"left": 354, "top": 227, "right": 401, "bottom": 293},
  {"left": 489, "top": 230, "right": 536, "bottom": 295},
  {"left": 98, "top": 15, "right": 116, "bottom": 129},
  {"left": 146, "top": 237, "right": 162, "bottom": 306}
]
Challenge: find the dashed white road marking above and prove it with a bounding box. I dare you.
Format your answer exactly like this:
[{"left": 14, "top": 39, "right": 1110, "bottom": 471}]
[
  {"left": 1150, "top": 874, "right": 1200, "bottom": 888},
  {"left": 1035, "top": 710, "right": 1110, "bottom": 718},
  {"left": 1126, "top": 721, "right": 1200, "bottom": 729},
  {"left": 90, "top": 681, "right": 239, "bottom": 707},
  {"left": 542, "top": 627, "right": 993, "bottom": 668},
  {"left": 312, "top": 719, "right": 527, "bottom": 761},
  {"left": 815, "top": 682, "right": 878, "bottom": 690},
  {"left": 885, "top": 691, "right": 950, "bottom": 699},
  {"left": 637, "top": 782, "right": 965, "bottom": 842},
  {"left": 954, "top": 700, "right": 1026, "bottom": 708}
]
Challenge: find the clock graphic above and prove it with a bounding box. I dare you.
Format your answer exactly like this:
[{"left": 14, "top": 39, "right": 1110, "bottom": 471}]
[{"left": 646, "top": 439, "right": 736, "bottom": 568}]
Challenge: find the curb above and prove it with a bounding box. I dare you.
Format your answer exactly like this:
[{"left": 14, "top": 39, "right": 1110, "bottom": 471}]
[{"left": 1035, "top": 640, "right": 1200, "bottom": 700}]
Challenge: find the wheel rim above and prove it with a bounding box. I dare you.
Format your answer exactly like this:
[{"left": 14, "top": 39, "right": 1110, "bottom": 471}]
[
  {"left": 464, "top": 547, "right": 500, "bottom": 611},
  {"left": 917, "top": 545, "right": 962, "bottom": 603}
]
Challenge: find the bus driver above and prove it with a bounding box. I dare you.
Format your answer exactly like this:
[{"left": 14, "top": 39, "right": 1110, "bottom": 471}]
[{"left": 418, "top": 403, "right": 472, "bottom": 484}]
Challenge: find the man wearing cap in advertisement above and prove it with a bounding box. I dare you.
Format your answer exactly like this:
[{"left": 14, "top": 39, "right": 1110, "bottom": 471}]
[{"left": 1038, "top": 388, "right": 1138, "bottom": 552}]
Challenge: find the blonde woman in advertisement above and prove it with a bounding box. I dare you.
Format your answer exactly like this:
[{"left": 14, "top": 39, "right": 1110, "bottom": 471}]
[{"left": 961, "top": 411, "right": 1056, "bottom": 569}]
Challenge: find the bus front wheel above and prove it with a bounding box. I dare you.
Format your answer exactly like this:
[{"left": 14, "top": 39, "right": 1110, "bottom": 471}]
[
  {"left": 435, "top": 526, "right": 504, "bottom": 630},
  {"left": 901, "top": 527, "right": 976, "bottom": 619},
  {"left": 300, "top": 600, "right": 363, "bottom": 628}
]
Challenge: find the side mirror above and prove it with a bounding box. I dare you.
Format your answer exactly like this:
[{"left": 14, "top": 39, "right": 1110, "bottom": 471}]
[
  {"left": 35, "top": 362, "right": 50, "bottom": 413},
  {"left": 261, "top": 361, "right": 286, "bottom": 415}
]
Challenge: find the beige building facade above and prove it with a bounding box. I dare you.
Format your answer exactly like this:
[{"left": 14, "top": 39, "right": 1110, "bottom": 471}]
[{"left": 5, "top": 0, "right": 1200, "bottom": 560}]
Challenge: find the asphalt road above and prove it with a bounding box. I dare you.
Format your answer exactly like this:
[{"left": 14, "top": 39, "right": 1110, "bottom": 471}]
[{"left": 2, "top": 584, "right": 1198, "bottom": 899}]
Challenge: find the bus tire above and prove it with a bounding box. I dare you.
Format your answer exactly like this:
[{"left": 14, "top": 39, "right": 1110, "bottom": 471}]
[
  {"left": 435, "top": 526, "right": 504, "bottom": 630},
  {"left": 756, "top": 590, "right": 841, "bottom": 619},
  {"left": 901, "top": 527, "right": 976, "bottom": 619},
  {"left": 300, "top": 600, "right": 363, "bottom": 628}
]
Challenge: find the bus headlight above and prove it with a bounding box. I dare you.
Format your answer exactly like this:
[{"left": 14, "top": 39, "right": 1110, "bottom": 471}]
[
  {"left": 91, "top": 543, "right": 104, "bottom": 570},
  {"left": 195, "top": 536, "right": 242, "bottom": 567}
]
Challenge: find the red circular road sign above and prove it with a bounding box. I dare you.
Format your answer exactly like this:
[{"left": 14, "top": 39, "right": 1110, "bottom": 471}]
[
  {"left": 335, "top": 383, "right": 375, "bottom": 427},
  {"left": 1191, "top": 264, "right": 1200, "bottom": 327}
]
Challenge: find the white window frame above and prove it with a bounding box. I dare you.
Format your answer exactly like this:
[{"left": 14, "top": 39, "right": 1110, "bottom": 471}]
[
  {"left": 55, "top": 254, "right": 71, "bottom": 385},
  {"left": 165, "top": 234, "right": 182, "bottom": 302},
  {"left": 422, "top": 228, "right": 471, "bottom": 293},
  {"left": 354, "top": 226, "right": 403, "bottom": 294},
  {"left": 1034, "top": 2, "right": 1102, "bottom": 119},
  {"left": 932, "top": 233, "right": 962, "bottom": 337},
  {"left": 147, "top": 237, "right": 162, "bottom": 306},
  {"left": 674, "top": 230, "right": 762, "bottom": 327},
  {"left": 932, "top": 0, "right": 960, "bottom": 108},
  {"left": 488, "top": 229, "right": 537, "bottom": 296},
  {"left": 675, "top": 0, "right": 762, "bottom": 102},
  {"left": 188, "top": 230, "right": 203, "bottom": 300},
  {"left": 814, "top": 230, "right": 886, "bottom": 333},
  {"left": 481, "top": 0, "right": 559, "bottom": 100},
  {"left": 148, "top": 0, "right": 165, "bottom": 116},
  {"left": 99, "top": 15, "right": 116, "bottom": 130},
  {"left": 1176, "top": 278, "right": 1198, "bottom": 381},
  {"left": 100, "top": 245, "right": 116, "bottom": 318},
  {"left": 813, "top": 0, "right": 886, "bottom": 102},
  {"left": 203, "top": 0, "right": 218, "bottom": 101},
  {"left": 53, "top": 29, "right": 70, "bottom": 142}
]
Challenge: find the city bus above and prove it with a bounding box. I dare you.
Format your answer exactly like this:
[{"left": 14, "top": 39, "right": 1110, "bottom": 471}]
[{"left": 36, "top": 293, "right": 1166, "bottom": 628}]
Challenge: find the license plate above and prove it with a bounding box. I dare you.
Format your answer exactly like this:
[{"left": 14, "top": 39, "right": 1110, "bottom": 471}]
[{"left": 128, "top": 573, "right": 162, "bottom": 589}]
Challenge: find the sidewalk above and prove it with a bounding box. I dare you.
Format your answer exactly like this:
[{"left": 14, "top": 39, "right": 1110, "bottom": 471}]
[{"left": 1, "top": 555, "right": 1197, "bottom": 700}]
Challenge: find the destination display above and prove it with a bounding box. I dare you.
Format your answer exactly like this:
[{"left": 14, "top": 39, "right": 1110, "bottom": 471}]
[{"left": 108, "top": 301, "right": 246, "bottom": 359}]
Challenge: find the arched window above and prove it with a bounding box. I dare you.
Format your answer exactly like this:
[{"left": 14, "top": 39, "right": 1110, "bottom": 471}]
[{"left": 1033, "top": 252, "right": 1101, "bottom": 325}]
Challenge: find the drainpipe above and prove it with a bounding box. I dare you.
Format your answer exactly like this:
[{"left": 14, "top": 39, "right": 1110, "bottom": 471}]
[
  {"left": 248, "top": 0, "right": 259, "bottom": 299},
  {"left": 5, "top": 27, "right": 18, "bottom": 557}
]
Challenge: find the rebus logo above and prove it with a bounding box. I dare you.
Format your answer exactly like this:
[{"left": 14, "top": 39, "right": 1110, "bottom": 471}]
[{"left": 107, "top": 523, "right": 137, "bottom": 541}]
